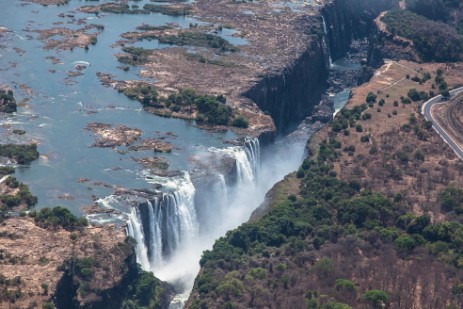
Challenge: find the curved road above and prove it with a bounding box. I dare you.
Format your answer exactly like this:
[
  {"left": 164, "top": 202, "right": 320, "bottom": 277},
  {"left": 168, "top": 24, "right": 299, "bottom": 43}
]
[{"left": 421, "top": 86, "right": 463, "bottom": 159}]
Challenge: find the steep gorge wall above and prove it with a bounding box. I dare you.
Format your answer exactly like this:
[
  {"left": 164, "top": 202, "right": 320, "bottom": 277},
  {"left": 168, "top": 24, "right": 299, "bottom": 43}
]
[
  {"left": 367, "top": 13, "right": 422, "bottom": 68},
  {"left": 243, "top": 37, "right": 329, "bottom": 133},
  {"left": 54, "top": 247, "right": 174, "bottom": 309},
  {"left": 244, "top": 0, "right": 399, "bottom": 134},
  {"left": 322, "top": 0, "right": 400, "bottom": 62}
]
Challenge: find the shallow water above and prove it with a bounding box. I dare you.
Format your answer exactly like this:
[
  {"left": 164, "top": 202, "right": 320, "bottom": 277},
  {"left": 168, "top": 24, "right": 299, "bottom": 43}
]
[
  {"left": 0, "top": 0, "right": 353, "bottom": 303},
  {"left": 0, "top": 0, "right": 236, "bottom": 212}
]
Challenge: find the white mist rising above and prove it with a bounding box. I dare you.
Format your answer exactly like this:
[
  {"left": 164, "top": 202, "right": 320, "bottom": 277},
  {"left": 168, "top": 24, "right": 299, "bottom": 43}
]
[{"left": 125, "top": 130, "right": 311, "bottom": 305}]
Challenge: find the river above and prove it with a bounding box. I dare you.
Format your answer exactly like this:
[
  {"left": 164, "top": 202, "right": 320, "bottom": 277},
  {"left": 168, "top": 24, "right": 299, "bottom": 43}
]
[{"left": 0, "top": 0, "right": 352, "bottom": 306}]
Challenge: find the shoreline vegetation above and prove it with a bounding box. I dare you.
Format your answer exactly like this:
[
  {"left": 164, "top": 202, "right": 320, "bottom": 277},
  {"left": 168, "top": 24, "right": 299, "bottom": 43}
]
[
  {"left": 3, "top": 0, "right": 463, "bottom": 308},
  {"left": 122, "top": 85, "right": 249, "bottom": 128}
]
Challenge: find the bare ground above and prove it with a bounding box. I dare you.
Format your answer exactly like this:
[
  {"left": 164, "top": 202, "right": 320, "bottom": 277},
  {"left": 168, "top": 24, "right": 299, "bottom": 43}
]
[{"left": 313, "top": 60, "right": 463, "bottom": 219}]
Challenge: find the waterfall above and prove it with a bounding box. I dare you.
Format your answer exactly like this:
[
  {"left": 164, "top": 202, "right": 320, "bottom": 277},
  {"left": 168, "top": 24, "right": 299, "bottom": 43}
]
[
  {"left": 126, "top": 172, "right": 198, "bottom": 272},
  {"left": 208, "top": 137, "right": 260, "bottom": 185},
  {"left": 245, "top": 137, "right": 260, "bottom": 179},
  {"left": 123, "top": 137, "right": 261, "bottom": 287},
  {"left": 321, "top": 15, "right": 334, "bottom": 67}
]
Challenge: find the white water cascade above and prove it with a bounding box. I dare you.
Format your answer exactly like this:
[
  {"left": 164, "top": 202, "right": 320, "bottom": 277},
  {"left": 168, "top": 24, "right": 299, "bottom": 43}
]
[
  {"left": 127, "top": 172, "right": 197, "bottom": 271},
  {"left": 125, "top": 138, "right": 261, "bottom": 292},
  {"left": 321, "top": 15, "right": 334, "bottom": 67},
  {"left": 127, "top": 173, "right": 198, "bottom": 271}
]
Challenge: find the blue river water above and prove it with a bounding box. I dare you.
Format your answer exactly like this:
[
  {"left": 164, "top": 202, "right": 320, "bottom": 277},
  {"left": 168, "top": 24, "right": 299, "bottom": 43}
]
[{"left": 0, "top": 0, "right": 242, "bottom": 213}]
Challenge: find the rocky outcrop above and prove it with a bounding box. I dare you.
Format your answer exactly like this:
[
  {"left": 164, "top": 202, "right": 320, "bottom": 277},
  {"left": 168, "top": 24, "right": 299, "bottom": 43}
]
[
  {"left": 54, "top": 240, "right": 175, "bottom": 309},
  {"left": 322, "top": 0, "right": 400, "bottom": 61},
  {"left": 367, "top": 13, "right": 422, "bottom": 67},
  {"left": 243, "top": 37, "right": 329, "bottom": 133}
]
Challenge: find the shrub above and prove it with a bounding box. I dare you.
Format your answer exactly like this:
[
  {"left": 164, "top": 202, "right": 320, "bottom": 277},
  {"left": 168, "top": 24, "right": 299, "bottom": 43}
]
[
  {"left": 394, "top": 235, "right": 417, "bottom": 253},
  {"left": 231, "top": 116, "right": 249, "bottom": 128},
  {"left": 438, "top": 187, "right": 463, "bottom": 212},
  {"left": 364, "top": 290, "right": 389, "bottom": 309},
  {"left": 408, "top": 88, "right": 421, "bottom": 101},
  {"left": 0, "top": 90, "right": 17, "bottom": 113},
  {"left": 335, "top": 279, "right": 356, "bottom": 293},
  {"left": 0, "top": 144, "right": 39, "bottom": 164},
  {"left": 366, "top": 92, "right": 377, "bottom": 103},
  {"left": 30, "top": 206, "right": 88, "bottom": 229}
]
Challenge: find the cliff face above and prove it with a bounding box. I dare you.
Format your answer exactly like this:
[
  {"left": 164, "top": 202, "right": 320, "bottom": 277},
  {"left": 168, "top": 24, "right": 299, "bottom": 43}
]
[
  {"left": 243, "top": 37, "right": 329, "bottom": 133},
  {"left": 367, "top": 13, "right": 421, "bottom": 68},
  {"left": 322, "top": 0, "right": 400, "bottom": 61},
  {"left": 243, "top": 0, "right": 400, "bottom": 134},
  {"left": 54, "top": 240, "right": 174, "bottom": 309}
]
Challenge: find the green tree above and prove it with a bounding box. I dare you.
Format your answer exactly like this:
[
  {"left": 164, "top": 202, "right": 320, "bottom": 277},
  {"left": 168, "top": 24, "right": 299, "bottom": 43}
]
[
  {"left": 366, "top": 92, "right": 377, "bottom": 103},
  {"left": 394, "top": 235, "right": 417, "bottom": 253},
  {"left": 441, "top": 89, "right": 451, "bottom": 100},
  {"left": 364, "top": 290, "right": 388, "bottom": 309},
  {"left": 439, "top": 187, "right": 463, "bottom": 212}
]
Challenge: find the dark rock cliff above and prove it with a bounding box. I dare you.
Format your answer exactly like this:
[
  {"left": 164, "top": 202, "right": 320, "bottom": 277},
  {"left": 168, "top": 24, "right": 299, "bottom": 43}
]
[
  {"left": 243, "top": 37, "right": 329, "bottom": 133},
  {"left": 322, "top": 0, "right": 400, "bottom": 62},
  {"left": 54, "top": 244, "right": 174, "bottom": 309},
  {"left": 243, "top": 0, "right": 399, "bottom": 134}
]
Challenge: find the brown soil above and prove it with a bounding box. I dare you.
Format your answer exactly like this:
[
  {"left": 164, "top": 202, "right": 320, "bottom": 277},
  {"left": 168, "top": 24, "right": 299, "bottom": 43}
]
[
  {"left": 313, "top": 60, "right": 463, "bottom": 218},
  {"left": 0, "top": 217, "right": 125, "bottom": 308}
]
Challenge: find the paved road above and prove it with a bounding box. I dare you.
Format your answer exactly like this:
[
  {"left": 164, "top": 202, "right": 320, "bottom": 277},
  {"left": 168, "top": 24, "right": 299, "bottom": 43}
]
[{"left": 421, "top": 86, "right": 463, "bottom": 159}]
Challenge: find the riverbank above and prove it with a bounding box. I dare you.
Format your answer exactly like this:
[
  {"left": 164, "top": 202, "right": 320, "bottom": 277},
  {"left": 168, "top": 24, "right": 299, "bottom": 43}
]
[{"left": 0, "top": 0, "right": 401, "bottom": 307}]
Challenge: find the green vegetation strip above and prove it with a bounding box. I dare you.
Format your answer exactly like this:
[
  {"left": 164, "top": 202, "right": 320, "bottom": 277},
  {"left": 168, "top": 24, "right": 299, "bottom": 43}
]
[
  {"left": 123, "top": 86, "right": 248, "bottom": 128},
  {"left": 0, "top": 144, "right": 39, "bottom": 164}
]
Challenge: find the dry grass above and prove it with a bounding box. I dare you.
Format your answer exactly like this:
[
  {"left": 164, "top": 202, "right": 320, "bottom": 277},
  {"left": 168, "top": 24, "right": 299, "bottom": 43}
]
[{"left": 315, "top": 60, "right": 463, "bottom": 219}]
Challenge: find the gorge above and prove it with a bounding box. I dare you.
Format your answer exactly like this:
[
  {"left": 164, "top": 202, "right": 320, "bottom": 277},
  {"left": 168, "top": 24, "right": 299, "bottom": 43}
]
[{"left": 0, "top": 0, "right": 405, "bottom": 307}]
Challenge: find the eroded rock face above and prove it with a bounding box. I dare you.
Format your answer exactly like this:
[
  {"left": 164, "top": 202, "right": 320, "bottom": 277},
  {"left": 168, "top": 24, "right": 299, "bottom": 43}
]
[
  {"left": 322, "top": 0, "right": 400, "bottom": 61},
  {"left": 243, "top": 38, "right": 329, "bottom": 132},
  {"left": 309, "top": 96, "right": 335, "bottom": 124}
]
